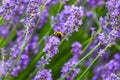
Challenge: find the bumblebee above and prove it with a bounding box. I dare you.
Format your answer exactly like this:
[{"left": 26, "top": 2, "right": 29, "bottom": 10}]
[{"left": 53, "top": 31, "right": 63, "bottom": 40}]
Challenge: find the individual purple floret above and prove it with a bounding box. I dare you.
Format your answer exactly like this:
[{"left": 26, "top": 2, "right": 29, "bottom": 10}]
[
  {"left": 0, "top": 24, "right": 10, "bottom": 38},
  {"left": 71, "top": 41, "right": 82, "bottom": 56},
  {"left": 33, "top": 69, "right": 52, "bottom": 80},
  {"left": 19, "top": 54, "right": 30, "bottom": 69},
  {"left": 52, "top": 5, "right": 84, "bottom": 40}
]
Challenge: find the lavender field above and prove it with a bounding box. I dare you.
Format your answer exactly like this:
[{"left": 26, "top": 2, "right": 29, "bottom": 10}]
[{"left": 0, "top": 0, "right": 120, "bottom": 80}]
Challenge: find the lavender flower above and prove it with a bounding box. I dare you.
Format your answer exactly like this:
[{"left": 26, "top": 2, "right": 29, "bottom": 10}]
[
  {"left": 98, "top": 33, "right": 107, "bottom": 45},
  {"left": 36, "top": 56, "right": 49, "bottom": 69},
  {"left": 87, "top": 0, "right": 104, "bottom": 8},
  {"left": 92, "top": 53, "right": 120, "bottom": 80},
  {"left": 92, "top": 65, "right": 104, "bottom": 80},
  {"left": 52, "top": 5, "right": 84, "bottom": 40},
  {"left": 102, "top": 58, "right": 120, "bottom": 79},
  {"left": 98, "top": 0, "right": 120, "bottom": 46},
  {"left": 0, "top": 0, "right": 19, "bottom": 20},
  {"left": 98, "top": 20, "right": 119, "bottom": 46},
  {"left": 33, "top": 69, "right": 52, "bottom": 80},
  {"left": 10, "top": 31, "right": 39, "bottom": 58},
  {"left": 0, "top": 24, "right": 10, "bottom": 38},
  {"left": 2, "top": 31, "right": 39, "bottom": 76},
  {"left": 71, "top": 41, "right": 82, "bottom": 56},
  {"left": 103, "top": 73, "right": 120, "bottom": 80},
  {"left": 4, "top": 54, "right": 30, "bottom": 76},
  {"left": 43, "top": 36, "right": 60, "bottom": 59},
  {"left": 20, "top": 0, "right": 41, "bottom": 27},
  {"left": 19, "top": 54, "right": 30, "bottom": 69},
  {"left": 61, "top": 56, "right": 80, "bottom": 80}
]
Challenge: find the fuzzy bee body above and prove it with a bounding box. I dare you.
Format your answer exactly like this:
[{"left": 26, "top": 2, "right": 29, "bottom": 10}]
[{"left": 53, "top": 31, "right": 63, "bottom": 40}]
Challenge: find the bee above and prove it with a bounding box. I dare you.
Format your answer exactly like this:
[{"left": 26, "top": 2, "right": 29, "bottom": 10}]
[{"left": 53, "top": 31, "right": 63, "bottom": 40}]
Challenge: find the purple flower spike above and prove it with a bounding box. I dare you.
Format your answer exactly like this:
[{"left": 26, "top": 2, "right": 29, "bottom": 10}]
[
  {"left": 33, "top": 69, "right": 52, "bottom": 80},
  {"left": 61, "top": 57, "right": 80, "bottom": 80},
  {"left": 43, "top": 36, "right": 60, "bottom": 58},
  {"left": 71, "top": 41, "right": 82, "bottom": 56}
]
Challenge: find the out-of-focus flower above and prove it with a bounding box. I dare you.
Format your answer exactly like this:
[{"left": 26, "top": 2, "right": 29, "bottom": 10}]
[
  {"left": 71, "top": 41, "right": 82, "bottom": 57},
  {"left": 4, "top": 54, "right": 30, "bottom": 76},
  {"left": 2, "top": 31, "right": 39, "bottom": 76},
  {"left": 87, "top": 0, "right": 104, "bottom": 8},
  {"left": 33, "top": 69, "right": 52, "bottom": 80},
  {"left": 92, "top": 53, "right": 120, "bottom": 80},
  {"left": 61, "top": 56, "right": 80, "bottom": 80},
  {"left": 0, "top": 24, "right": 10, "bottom": 38},
  {"left": 59, "top": 0, "right": 69, "bottom": 4}
]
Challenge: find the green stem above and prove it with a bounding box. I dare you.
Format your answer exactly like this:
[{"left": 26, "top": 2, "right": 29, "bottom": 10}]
[
  {"left": 115, "top": 44, "right": 120, "bottom": 51},
  {"left": 0, "top": 28, "right": 16, "bottom": 47},
  {"left": 78, "top": 54, "right": 99, "bottom": 80},
  {"left": 62, "top": 42, "right": 101, "bottom": 79},
  {"left": 77, "top": 45, "right": 109, "bottom": 79},
  {"left": 0, "top": 17, "right": 5, "bottom": 25},
  {"left": 73, "top": 0, "right": 79, "bottom": 5},
  {"left": 38, "top": 25, "right": 52, "bottom": 44},
  {"left": 82, "top": 37, "right": 93, "bottom": 53},
  {"left": 57, "top": 0, "right": 64, "bottom": 14},
  {"left": 92, "top": 9, "right": 102, "bottom": 35},
  {"left": 82, "top": 37, "right": 93, "bottom": 46}
]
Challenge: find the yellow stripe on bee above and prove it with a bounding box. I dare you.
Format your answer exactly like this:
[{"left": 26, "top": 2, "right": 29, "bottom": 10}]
[{"left": 54, "top": 31, "right": 63, "bottom": 37}]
